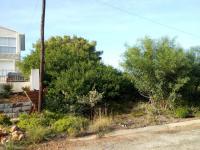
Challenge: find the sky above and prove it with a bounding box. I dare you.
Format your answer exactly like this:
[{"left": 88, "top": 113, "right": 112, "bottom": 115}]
[{"left": 1, "top": 0, "right": 200, "bottom": 68}]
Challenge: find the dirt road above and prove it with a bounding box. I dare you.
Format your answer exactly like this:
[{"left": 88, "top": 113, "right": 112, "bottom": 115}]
[{"left": 34, "top": 120, "right": 200, "bottom": 150}]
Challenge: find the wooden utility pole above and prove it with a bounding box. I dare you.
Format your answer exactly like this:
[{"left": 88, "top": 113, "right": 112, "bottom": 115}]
[{"left": 38, "top": 0, "right": 46, "bottom": 112}]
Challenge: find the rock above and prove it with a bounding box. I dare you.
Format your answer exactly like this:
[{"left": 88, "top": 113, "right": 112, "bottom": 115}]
[
  {"left": 11, "top": 130, "right": 24, "bottom": 141},
  {"left": 18, "top": 134, "right": 25, "bottom": 141},
  {"left": 10, "top": 125, "right": 19, "bottom": 132},
  {"left": 11, "top": 132, "right": 19, "bottom": 141},
  {"left": 0, "top": 130, "right": 8, "bottom": 137},
  {"left": 1, "top": 137, "right": 8, "bottom": 144}
]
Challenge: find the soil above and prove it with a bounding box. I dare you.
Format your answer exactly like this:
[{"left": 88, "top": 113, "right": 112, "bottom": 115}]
[{"left": 0, "top": 93, "right": 29, "bottom": 104}]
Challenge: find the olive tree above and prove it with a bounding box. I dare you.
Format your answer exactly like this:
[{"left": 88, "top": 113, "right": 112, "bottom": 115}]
[{"left": 122, "top": 37, "right": 192, "bottom": 108}]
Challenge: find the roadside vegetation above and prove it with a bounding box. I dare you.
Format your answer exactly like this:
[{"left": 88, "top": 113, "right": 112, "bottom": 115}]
[{"left": 0, "top": 35, "right": 199, "bottom": 148}]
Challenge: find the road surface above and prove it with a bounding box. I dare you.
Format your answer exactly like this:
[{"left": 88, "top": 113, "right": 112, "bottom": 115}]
[{"left": 34, "top": 120, "right": 200, "bottom": 150}]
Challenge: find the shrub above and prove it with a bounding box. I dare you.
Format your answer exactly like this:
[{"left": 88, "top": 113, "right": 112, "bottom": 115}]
[
  {"left": 194, "top": 111, "right": 200, "bottom": 117},
  {"left": 0, "top": 114, "right": 12, "bottom": 126},
  {"left": 1, "top": 84, "right": 13, "bottom": 98},
  {"left": 21, "top": 86, "right": 30, "bottom": 92},
  {"left": 175, "top": 107, "right": 190, "bottom": 118},
  {"left": 52, "top": 116, "right": 89, "bottom": 137},
  {"left": 26, "top": 126, "right": 52, "bottom": 144},
  {"left": 122, "top": 37, "right": 192, "bottom": 105},
  {"left": 17, "top": 113, "right": 43, "bottom": 129},
  {"left": 18, "top": 111, "right": 63, "bottom": 129},
  {"left": 41, "top": 110, "right": 64, "bottom": 126},
  {"left": 89, "top": 117, "right": 112, "bottom": 137}
]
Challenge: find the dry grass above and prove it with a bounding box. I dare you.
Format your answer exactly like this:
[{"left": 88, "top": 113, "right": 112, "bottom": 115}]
[{"left": 89, "top": 116, "right": 113, "bottom": 137}]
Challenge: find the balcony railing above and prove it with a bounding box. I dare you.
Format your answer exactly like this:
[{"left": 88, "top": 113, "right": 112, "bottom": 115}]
[
  {"left": 0, "top": 70, "right": 27, "bottom": 83},
  {"left": 0, "top": 53, "right": 20, "bottom": 60}
]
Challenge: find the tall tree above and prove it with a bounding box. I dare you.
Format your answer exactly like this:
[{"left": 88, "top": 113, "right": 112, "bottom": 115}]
[
  {"left": 39, "top": 0, "right": 46, "bottom": 112},
  {"left": 122, "top": 37, "right": 192, "bottom": 108}
]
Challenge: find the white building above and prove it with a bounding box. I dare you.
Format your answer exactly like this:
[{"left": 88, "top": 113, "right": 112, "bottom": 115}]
[{"left": 0, "top": 26, "right": 25, "bottom": 73}]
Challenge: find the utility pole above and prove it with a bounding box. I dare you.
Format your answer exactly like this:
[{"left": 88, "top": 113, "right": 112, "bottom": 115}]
[{"left": 38, "top": 0, "right": 46, "bottom": 112}]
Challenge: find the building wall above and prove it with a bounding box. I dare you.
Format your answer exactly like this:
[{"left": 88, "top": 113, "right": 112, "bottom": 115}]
[
  {"left": 0, "top": 60, "right": 15, "bottom": 71},
  {"left": 0, "top": 82, "right": 30, "bottom": 93},
  {"left": 0, "top": 26, "right": 25, "bottom": 72}
]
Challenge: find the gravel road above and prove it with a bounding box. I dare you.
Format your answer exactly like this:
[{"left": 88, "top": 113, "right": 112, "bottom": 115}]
[{"left": 34, "top": 120, "right": 200, "bottom": 150}]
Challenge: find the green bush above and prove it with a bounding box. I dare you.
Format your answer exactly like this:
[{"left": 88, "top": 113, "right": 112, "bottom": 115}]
[
  {"left": 1, "top": 84, "right": 13, "bottom": 98},
  {"left": 17, "top": 113, "right": 43, "bottom": 129},
  {"left": 18, "top": 35, "right": 136, "bottom": 114},
  {"left": 18, "top": 111, "right": 63, "bottom": 129},
  {"left": 175, "top": 107, "right": 190, "bottom": 118},
  {"left": 122, "top": 37, "right": 194, "bottom": 106},
  {"left": 0, "top": 114, "right": 12, "bottom": 126},
  {"left": 26, "top": 126, "right": 52, "bottom": 144},
  {"left": 52, "top": 116, "right": 89, "bottom": 136},
  {"left": 41, "top": 110, "right": 64, "bottom": 126}
]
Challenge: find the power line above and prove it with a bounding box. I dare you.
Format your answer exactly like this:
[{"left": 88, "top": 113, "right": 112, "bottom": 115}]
[{"left": 96, "top": 0, "right": 200, "bottom": 40}]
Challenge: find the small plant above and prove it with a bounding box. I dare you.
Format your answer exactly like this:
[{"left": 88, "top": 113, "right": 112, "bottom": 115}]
[
  {"left": 52, "top": 116, "right": 89, "bottom": 137},
  {"left": 41, "top": 110, "right": 64, "bottom": 126},
  {"left": 21, "top": 86, "right": 30, "bottom": 92},
  {"left": 0, "top": 114, "right": 12, "bottom": 126},
  {"left": 78, "top": 87, "right": 103, "bottom": 119},
  {"left": 1, "top": 84, "right": 13, "bottom": 98},
  {"left": 90, "top": 117, "right": 112, "bottom": 137},
  {"left": 17, "top": 113, "right": 43, "bottom": 129},
  {"left": 26, "top": 126, "right": 52, "bottom": 144},
  {"left": 175, "top": 107, "right": 190, "bottom": 118}
]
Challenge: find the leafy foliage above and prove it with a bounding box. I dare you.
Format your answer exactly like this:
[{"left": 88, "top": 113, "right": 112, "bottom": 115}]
[
  {"left": 175, "top": 107, "right": 190, "bottom": 118},
  {"left": 26, "top": 126, "right": 52, "bottom": 144},
  {"left": 0, "top": 84, "right": 13, "bottom": 98},
  {"left": 18, "top": 35, "right": 136, "bottom": 114},
  {"left": 0, "top": 114, "right": 12, "bottom": 126},
  {"left": 52, "top": 116, "right": 89, "bottom": 136},
  {"left": 122, "top": 37, "right": 195, "bottom": 107},
  {"left": 17, "top": 111, "right": 63, "bottom": 129},
  {"left": 181, "top": 47, "right": 200, "bottom": 105},
  {"left": 18, "top": 36, "right": 102, "bottom": 81}
]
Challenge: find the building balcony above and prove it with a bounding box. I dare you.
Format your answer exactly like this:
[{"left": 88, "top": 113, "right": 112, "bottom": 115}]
[
  {"left": 0, "top": 70, "right": 26, "bottom": 83},
  {"left": 0, "top": 53, "right": 20, "bottom": 60}
]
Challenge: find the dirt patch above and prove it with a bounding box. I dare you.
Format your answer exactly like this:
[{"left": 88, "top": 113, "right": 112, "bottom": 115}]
[{"left": 0, "top": 93, "right": 29, "bottom": 104}]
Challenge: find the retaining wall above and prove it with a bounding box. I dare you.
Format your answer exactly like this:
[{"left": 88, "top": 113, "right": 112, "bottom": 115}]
[{"left": 0, "top": 101, "right": 32, "bottom": 118}]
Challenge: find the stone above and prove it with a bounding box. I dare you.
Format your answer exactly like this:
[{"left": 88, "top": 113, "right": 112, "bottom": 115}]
[
  {"left": 11, "top": 131, "right": 19, "bottom": 141},
  {"left": 4, "top": 104, "right": 13, "bottom": 108},
  {"left": 0, "top": 104, "right": 5, "bottom": 109},
  {"left": 3, "top": 108, "right": 13, "bottom": 113},
  {"left": 21, "top": 105, "right": 32, "bottom": 111},
  {"left": 18, "top": 134, "right": 25, "bottom": 141},
  {"left": 15, "top": 103, "right": 23, "bottom": 107},
  {"left": 13, "top": 107, "right": 22, "bottom": 113},
  {"left": 10, "top": 125, "right": 19, "bottom": 132},
  {"left": 1, "top": 137, "right": 7, "bottom": 144},
  {"left": 23, "top": 101, "right": 32, "bottom": 106}
]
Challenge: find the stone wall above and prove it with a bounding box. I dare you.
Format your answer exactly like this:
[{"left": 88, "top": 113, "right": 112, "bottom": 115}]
[{"left": 0, "top": 101, "right": 32, "bottom": 118}]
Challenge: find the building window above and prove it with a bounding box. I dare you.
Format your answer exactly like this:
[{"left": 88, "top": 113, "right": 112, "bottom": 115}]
[{"left": 0, "top": 37, "right": 16, "bottom": 54}]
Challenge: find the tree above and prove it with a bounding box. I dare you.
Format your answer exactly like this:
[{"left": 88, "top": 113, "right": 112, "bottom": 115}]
[
  {"left": 122, "top": 37, "right": 192, "bottom": 108},
  {"left": 181, "top": 47, "right": 200, "bottom": 105},
  {"left": 18, "top": 36, "right": 136, "bottom": 114},
  {"left": 18, "top": 36, "right": 102, "bottom": 83},
  {"left": 45, "top": 63, "right": 136, "bottom": 114}
]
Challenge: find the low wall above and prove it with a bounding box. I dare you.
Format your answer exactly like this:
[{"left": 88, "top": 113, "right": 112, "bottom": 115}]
[
  {"left": 0, "top": 82, "right": 30, "bottom": 93},
  {"left": 0, "top": 101, "right": 32, "bottom": 118}
]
